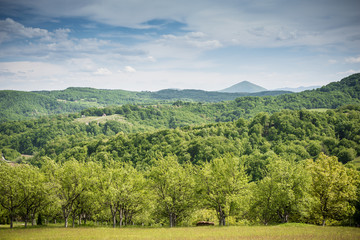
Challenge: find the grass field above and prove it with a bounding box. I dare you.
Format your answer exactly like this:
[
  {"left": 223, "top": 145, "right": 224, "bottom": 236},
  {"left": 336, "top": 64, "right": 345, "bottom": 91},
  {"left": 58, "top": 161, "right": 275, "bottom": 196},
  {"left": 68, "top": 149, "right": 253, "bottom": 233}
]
[{"left": 1, "top": 224, "right": 360, "bottom": 240}]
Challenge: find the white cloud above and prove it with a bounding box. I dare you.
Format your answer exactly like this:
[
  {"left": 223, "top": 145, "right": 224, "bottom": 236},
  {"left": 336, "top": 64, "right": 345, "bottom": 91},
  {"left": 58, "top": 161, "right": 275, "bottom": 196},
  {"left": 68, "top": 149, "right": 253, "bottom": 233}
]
[
  {"left": 159, "top": 32, "right": 222, "bottom": 50},
  {"left": 124, "top": 66, "right": 136, "bottom": 73},
  {"left": 345, "top": 56, "right": 360, "bottom": 63},
  {"left": 94, "top": 68, "right": 112, "bottom": 75},
  {"left": 0, "top": 18, "right": 49, "bottom": 43}
]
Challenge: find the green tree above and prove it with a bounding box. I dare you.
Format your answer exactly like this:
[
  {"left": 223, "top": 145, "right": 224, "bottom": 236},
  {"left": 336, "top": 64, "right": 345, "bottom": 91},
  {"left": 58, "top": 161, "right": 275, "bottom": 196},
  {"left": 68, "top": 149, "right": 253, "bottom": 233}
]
[
  {"left": 199, "top": 156, "right": 249, "bottom": 226},
  {"left": 100, "top": 162, "right": 147, "bottom": 228},
  {"left": 18, "top": 165, "right": 50, "bottom": 227},
  {"left": 148, "top": 156, "right": 197, "bottom": 227},
  {"left": 250, "top": 158, "right": 310, "bottom": 225},
  {"left": 54, "top": 160, "right": 90, "bottom": 227},
  {"left": 307, "top": 153, "right": 359, "bottom": 226},
  {"left": 0, "top": 163, "right": 28, "bottom": 228}
]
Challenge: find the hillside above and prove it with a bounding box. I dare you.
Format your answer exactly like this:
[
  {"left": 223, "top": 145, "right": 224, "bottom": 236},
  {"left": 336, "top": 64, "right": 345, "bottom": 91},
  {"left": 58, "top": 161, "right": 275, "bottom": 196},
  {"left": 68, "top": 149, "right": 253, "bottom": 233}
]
[
  {"left": 0, "top": 73, "right": 359, "bottom": 158},
  {"left": 0, "top": 73, "right": 359, "bottom": 123},
  {"left": 220, "top": 80, "right": 267, "bottom": 93},
  {"left": 0, "top": 90, "right": 85, "bottom": 122},
  {"left": 0, "top": 87, "right": 289, "bottom": 122}
]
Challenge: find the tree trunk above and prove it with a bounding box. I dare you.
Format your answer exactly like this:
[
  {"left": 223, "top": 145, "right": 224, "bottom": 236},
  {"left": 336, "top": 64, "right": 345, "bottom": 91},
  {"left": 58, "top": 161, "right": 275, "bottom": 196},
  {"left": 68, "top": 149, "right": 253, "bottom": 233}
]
[
  {"left": 10, "top": 214, "right": 13, "bottom": 229},
  {"left": 24, "top": 216, "right": 28, "bottom": 228},
  {"left": 218, "top": 206, "right": 226, "bottom": 226},
  {"left": 169, "top": 212, "right": 176, "bottom": 227},
  {"left": 169, "top": 212, "right": 173, "bottom": 228},
  {"left": 119, "top": 209, "right": 123, "bottom": 228},
  {"left": 322, "top": 218, "right": 326, "bottom": 226},
  {"left": 113, "top": 214, "right": 116, "bottom": 228},
  {"left": 72, "top": 212, "right": 76, "bottom": 228},
  {"left": 63, "top": 208, "right": 70, "bottom": 228}
]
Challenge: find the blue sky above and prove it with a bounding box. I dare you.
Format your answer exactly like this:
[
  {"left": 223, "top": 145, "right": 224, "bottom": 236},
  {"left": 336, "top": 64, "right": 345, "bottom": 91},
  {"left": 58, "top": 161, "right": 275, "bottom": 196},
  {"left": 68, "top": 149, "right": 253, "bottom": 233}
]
[{"left": 0, "top": 0, "right": 359, "bottom": 91}]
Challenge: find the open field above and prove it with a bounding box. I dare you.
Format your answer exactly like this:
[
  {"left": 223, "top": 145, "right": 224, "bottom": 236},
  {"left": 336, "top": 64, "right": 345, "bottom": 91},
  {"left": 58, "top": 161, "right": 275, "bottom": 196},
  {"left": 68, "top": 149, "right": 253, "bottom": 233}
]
[
  {"left": 74, "top": 114, "right": 129, "bottom": 124},
  {"left": 1, "top": 224, "right": 360, "bottom": 240}
]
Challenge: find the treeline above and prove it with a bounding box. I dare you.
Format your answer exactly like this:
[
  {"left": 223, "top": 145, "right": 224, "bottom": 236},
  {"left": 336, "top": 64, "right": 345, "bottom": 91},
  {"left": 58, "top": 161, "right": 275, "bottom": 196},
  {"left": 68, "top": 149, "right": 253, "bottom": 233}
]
[
  {"left": 1, "top": 73, "right": 360, "bottom": 122},
  {"left": 0, "top": 153, "right": 359, "bottom": 228}
]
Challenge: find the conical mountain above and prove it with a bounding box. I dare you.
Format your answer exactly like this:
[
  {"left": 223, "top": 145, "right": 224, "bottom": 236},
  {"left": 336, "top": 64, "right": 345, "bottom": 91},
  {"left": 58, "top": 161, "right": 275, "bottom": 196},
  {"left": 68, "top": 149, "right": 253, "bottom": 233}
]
[{"left": 220, "top": 81, "right": 267, "bottom": 93}]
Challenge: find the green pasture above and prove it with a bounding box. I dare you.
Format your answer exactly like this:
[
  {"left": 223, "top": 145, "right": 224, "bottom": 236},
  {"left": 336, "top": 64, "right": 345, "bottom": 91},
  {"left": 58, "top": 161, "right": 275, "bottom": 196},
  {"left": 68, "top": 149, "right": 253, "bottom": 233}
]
[{"left": 1, "top": 224, "right": 359, "bottom": 240}]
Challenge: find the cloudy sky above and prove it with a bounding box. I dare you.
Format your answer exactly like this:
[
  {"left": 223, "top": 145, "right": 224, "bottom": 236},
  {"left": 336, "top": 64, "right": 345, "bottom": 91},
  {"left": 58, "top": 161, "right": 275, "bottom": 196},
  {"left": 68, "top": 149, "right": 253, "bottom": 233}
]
[{"left": 0, "top": 0, "right": 360, "bottom": 91}]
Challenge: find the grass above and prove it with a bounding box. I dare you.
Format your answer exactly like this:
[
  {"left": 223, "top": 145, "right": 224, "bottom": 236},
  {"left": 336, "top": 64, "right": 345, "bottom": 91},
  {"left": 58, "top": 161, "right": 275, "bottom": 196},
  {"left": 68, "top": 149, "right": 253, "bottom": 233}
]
[
  {"left": 1, "top": 224, "right": 360, "bottom": 240},
  {"left": 74, "top": 114, "right": 129, "bottom": 125}
]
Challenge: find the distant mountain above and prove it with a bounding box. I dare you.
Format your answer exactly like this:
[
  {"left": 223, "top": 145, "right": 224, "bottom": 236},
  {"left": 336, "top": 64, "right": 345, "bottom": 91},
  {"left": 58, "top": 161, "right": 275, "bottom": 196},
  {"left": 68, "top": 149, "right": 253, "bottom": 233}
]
[
  {"left": 220, "top": 81, "right": 267, "bottom": 93},
  {"left": 275, "top": 85, "right": 321, "bottom": 92}
]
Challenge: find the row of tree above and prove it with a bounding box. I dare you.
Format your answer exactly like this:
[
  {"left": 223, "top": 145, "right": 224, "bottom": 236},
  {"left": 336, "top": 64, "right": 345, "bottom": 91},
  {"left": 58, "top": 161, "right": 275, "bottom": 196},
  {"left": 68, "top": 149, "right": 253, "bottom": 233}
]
[{"left": 0, "top": 153, "right": 358, "bottom": 228}]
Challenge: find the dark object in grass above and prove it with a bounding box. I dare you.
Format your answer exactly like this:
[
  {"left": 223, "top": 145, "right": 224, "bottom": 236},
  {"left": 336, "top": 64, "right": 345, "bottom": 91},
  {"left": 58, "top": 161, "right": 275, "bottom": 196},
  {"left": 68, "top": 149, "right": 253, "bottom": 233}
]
[{"left": 196, "top": 221, "right": 215, "bottom": 226}]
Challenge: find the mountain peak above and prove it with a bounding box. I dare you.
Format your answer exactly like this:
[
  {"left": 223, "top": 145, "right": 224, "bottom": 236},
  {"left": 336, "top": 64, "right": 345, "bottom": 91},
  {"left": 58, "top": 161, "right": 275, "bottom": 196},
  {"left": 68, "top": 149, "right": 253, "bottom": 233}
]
[{"left": 220, "top": 81, "right": 267, "bottom": 93}]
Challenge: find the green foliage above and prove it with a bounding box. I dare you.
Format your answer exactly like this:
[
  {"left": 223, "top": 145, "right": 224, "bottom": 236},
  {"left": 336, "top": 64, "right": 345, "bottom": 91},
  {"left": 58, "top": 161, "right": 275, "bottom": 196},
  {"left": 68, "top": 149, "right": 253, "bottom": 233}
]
[
  {"left": 1, "top": 73, "right": 360, "bottom": 123},
  {"left": 0, "top": 73, "right": 359, "bottom": 228},
  {"left": 306, "top": 154, "right": 359, "bottom": 226},
  {"left": 148, "top": 155, "right": 197, "bottom": 227},
  {"left": 198, "top": 156, "right": 250, "bottom": 225},
  {"left": 250, "top": 158, "right": 310, "bottom": 225}
]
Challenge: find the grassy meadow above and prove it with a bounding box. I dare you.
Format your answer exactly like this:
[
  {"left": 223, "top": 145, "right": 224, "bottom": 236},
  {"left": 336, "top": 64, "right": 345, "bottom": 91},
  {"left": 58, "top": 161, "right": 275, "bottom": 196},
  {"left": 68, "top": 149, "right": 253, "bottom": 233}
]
[{"left": 1, "top": 224, "right": 360, "bottom": 240}]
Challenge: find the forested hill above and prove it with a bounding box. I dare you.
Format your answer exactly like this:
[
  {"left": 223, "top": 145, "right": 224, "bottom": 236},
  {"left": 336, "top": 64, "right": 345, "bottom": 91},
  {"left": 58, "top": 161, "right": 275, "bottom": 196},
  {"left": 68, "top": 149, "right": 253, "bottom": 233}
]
[
  {"left": 0, "top": 73, "right": 359, "bottom": 122},
  {"left": 0, "top": 87, "right": 289, "bottom": 122},
  {"left": 0, "top": 90, "right": 86, "bottom": 122}
]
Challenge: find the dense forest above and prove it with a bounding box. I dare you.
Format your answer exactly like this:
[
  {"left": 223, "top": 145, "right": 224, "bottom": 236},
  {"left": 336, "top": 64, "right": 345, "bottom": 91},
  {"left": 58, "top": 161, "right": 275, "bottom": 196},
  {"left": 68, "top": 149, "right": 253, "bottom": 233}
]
[
  {"left": 0, "top": 74, "right": 359, "bottom": 228},
  {"left": 0, "top": 87, "right": 290, "bottom": 122}
]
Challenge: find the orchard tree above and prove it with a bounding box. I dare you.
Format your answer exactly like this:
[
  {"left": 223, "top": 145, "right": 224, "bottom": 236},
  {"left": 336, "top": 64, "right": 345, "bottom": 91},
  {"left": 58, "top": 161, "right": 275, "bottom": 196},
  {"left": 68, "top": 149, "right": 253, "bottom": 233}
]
[
  {"left": 199, "top": 155, "right": 250, "bottom": 226},
  {"left": 148, "top": 156, "right": 197, "bottom": 227},
  {"left": 250, "top": 158, "right": 310, "bottom": 225},
  {"left": 19, "top": 165, "right": 50, "bottom": 227},
  {"left": 307, "top": 153, "right": 359, "bottom": 226},
  {"left": 0, "top": 162, "right": 28, "bottom": 228},
  {"left": 55, "top": 160, "right": 91, "bottom": 228}
]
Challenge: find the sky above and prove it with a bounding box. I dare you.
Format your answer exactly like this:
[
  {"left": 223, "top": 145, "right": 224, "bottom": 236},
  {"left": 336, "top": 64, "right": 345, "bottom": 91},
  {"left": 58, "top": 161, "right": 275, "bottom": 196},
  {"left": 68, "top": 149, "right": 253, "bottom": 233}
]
[{"left": 0, "top": 0, "right": 360, "bottom": 92}]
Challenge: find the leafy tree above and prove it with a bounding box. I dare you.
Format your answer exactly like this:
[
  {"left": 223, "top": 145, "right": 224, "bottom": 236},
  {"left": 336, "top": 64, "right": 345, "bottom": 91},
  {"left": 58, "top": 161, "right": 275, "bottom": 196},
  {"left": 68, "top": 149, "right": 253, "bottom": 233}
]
[
  {"left": 0, "top": 162, "right": 29, "bottom": 228},
  {"left": 100, "top": 162, "right": 147, "bottom": 228},
  {"left": 250, "top": 158, "right": 310, "bottom": 225},
  {"left": 54, "top": 160, "right": 91, "bottom": 227},
  {"left": 18, "top": 165, "right": 49, "bottom": 227},
  {"left": 198, "top": 156, "right": 250, "bottom": 226},
  {"left": 148, "top": 156, "right": 197, "bottom": 227},
  {"left": 306, "top": 153, "right": 359, "bottom": 226}
]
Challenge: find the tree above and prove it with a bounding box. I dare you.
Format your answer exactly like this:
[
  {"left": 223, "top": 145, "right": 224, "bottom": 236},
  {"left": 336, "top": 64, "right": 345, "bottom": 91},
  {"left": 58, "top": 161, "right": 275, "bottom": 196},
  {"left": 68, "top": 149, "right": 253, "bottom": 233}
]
[
  {"left": 0, "top": 162, "right": 28, "bottom": 228},
  {"left": 100, "top": 162, "right": 147, "bottom": 228},
  {"left": 54, "top": 160, "right": 90, "bottom": 227},
  {"left": 18, "top": 165, "right": 50, "bottom": 227},
  {"left": 199, "top": 155, "right": 249, "bottom": 226},
  {"left": 307, "top": 153, "right": 359, "bottom": 226},
  {"left": 148, "top": 156, "right": 197, "bottom": 227},
  {"left": 250, "top": 158, "right": 310, "bottom": 225}
]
